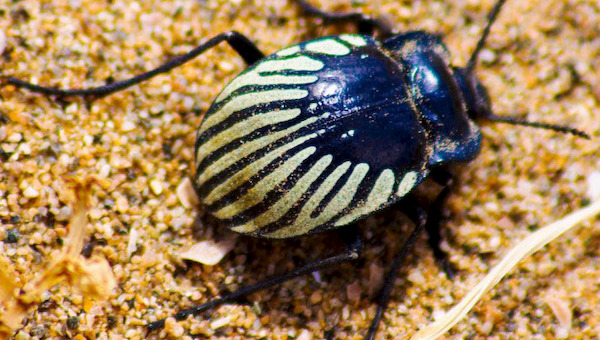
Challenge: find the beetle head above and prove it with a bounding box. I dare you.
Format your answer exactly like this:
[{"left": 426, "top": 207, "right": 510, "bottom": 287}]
[{"left": 453, "top": 67, "right": 492, "bottom": 123}]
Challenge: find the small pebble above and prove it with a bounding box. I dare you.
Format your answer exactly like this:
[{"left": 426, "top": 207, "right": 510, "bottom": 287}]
[
  {"left": 7, "top": 133, "right": 23, "bottom": 143},
  {"left": 164, "top": 317, "right": 184, "bottom": 337},
  {"left": 23, "top": 186, "right": 39, "bottom": 198},
  {"left": 14, "top": 331, "right": 31, "bottom": 340},
  {"left": 126, "top": 227, "right": 139, "bottom": 258},
  {"left": 29, "top": 326, "right": 46, "bottom": 338},
  {"left": 219, "top": 61, "right": 235, "bottom": 72},
  {"left": 54, "top": 206, "right": 73, "bottom": 221},
  {"left": 556, "top": 326, "right": 570, "bottom": 339},
  {"left": 309, "top": 291, "right": 322, "bottom": 304},
  {"left": 478, "top": 49, "right": 496, "bottom": 63},
  {"left": 210, "top": 316, "right": 232, "bottom": 330},
  {"left": 480, "top": 321, "right": 494, "bottom": 334},
  {"left": 66, "top": 316, "right": 80, "bottom": 330},
  {"left": 5, "top": 229, "right": 20, "bottom": 243},
  {"left": 150, "top": 180, "right": 163, "bottom": 195},
  {"left": 116, "top": 195, "right": 129, "bottom": 213},
  {"left": 121, "top": 120, "right": 136, "bottom": 132},
  {"left": 296, "top": 329, "right": 313, "bottom": 340},
  {"left": 586, "top": 171, "right": 600, "bottom": 201},
  {"left": 407, "top": 268, "right": 426, "bottom": 285},
  {"left": 0, "top": 30, "right": 6, "bottom": 55}
]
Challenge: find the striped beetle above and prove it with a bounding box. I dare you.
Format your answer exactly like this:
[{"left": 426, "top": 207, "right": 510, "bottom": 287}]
[{"left": 2, "top": 0, "right": 590, "bottom": 338}]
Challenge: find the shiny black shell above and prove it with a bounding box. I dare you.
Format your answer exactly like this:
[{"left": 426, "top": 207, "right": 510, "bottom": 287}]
[{"left": 194, "top": 32, "right": 481, "bottom": 239}]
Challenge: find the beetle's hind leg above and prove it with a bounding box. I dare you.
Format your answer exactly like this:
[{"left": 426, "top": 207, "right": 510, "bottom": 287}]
[
  {"left": 147, "top": 224, "right": 363, "bottom": 331},
  {"left": 293, "top": 0, "right": 394, "bottom": 38},
  {"left": 425, "top": 167, "right": 457, "bottom": 278},
  {"left": 2, "top": 31, "right": 264, "bottom": 100},
  {"left": 366, "top": 181, "right": 456, "bottom": 338},
  {"left": 366, "top": 194, "right": 429, "bottom": 340}
]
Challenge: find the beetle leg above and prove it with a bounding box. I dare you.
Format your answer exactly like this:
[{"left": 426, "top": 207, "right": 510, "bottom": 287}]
[
  {"left": 292, "top": 0, "right": 394, "bottom": 38},
  {"left": 426, "top": 167, "right": 457, "bottom": 278},
  {"left": 147, "top": 225, "right": 363, "bottom": 331},
  {"left": 2, "top": 31, "right": 264, "bottom": 100},
  {"left": 366, "top": 194, "right": 427, "bottom": 340}
]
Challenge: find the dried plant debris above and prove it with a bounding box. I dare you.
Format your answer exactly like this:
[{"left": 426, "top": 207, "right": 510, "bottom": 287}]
[
  {"left": 0, "top": 178, "right": 116, "bottom": 337},
  {"left": 412, "top": 199, "right": 600, "bottom": 340}
]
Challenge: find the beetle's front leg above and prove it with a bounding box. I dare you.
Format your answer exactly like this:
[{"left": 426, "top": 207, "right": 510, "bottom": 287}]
[{"left": 2, "top": 31, "right": 264, "bottom": 100}]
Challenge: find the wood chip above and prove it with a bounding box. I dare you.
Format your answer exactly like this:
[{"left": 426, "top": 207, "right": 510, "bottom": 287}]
[
  {"left": 176, "top": 177, "right": 200, "bottom": 208},
  {"left": 126, "top": 227, "right": 139, "bottom": 258},
  {"left": 179, "top": 236, "right": 237, "bottom": 265},
  {"left": 544, "top": 293, "right": 572, "bottom": 330}
]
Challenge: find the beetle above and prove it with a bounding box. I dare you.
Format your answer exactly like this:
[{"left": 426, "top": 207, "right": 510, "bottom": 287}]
[{"left": 2, "top": 0, "right": 591, "bottom": 338}]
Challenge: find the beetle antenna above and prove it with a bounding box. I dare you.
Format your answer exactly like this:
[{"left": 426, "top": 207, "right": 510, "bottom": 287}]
[
  {"left": 466, "top": 0, "right": 508, "bottom": 74},
  {"left": 464, "top": 0, "right": 590, "bottom": 140},
  {"left": 485, "top": 114, "right": 591, "bottom": 139}
]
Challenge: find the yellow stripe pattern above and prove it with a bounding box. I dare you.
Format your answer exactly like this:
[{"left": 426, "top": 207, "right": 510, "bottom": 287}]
[{"left": 195, "top": 35, "right": 422, "bottom": 238}]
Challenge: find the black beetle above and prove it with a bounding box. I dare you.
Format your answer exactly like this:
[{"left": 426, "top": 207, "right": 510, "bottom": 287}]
[{"left": 1, "top": 0, "right": 591, "bottom": 338}]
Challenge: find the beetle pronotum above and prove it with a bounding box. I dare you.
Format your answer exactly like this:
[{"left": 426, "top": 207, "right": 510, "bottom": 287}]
[{"left": 2, "top": 0, "right": 596, "bottom": 338}]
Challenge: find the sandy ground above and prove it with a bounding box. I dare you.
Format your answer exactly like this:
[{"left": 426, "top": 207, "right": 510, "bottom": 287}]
[{"left": 1, "top": 0, "right": 599, "bottom": 339}]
